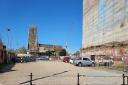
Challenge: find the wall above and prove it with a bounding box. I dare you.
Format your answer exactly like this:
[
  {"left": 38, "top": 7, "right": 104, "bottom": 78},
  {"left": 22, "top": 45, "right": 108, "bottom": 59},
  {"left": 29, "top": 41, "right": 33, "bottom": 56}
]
[{"left": 82, "top": 0, "right": 128, "bottom": 48}]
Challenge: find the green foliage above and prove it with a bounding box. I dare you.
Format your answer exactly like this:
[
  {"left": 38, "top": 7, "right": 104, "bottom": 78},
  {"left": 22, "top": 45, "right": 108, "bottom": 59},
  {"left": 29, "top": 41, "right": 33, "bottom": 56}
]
[
  {"left": 16, "top": 46, "right": 27, "bottom": 54},
  {"left": 45, "top": 50, "right": 55, "bottom": 56},
  {"left": 59, "top": 49, "right": 67, "bottom": 56}
]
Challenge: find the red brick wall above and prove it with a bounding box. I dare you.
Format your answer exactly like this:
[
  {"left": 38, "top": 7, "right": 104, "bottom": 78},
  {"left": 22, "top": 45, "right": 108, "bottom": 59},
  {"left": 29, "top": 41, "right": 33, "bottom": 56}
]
[{"left": 0, "top": 43, "right": 7, "bottom": 64}]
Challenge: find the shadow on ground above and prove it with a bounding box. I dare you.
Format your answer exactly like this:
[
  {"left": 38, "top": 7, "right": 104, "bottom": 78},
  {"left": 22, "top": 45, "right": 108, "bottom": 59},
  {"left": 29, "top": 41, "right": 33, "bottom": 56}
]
[
  {"left": 0, "top": 63, "right": 16, "bottom": 73},
  {"left": 20, "top": 70, "right": 71, "bottom": 85}
]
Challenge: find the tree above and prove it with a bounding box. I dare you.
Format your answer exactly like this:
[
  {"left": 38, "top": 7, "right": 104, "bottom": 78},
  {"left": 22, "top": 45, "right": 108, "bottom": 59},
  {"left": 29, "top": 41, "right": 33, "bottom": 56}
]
[
  {"left": 16, "top": 46, "right": 27, "bottom": 54},
  {"left": 45, "top": 50, "right": 55, "bottom": 56},
  {"left": 59, "top": 49, "right": 67, "bottom": 56}
]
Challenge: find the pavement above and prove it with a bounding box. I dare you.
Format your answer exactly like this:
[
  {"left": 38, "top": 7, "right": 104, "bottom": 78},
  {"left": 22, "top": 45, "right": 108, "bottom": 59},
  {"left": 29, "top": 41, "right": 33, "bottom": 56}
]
[{"left": 0, "top": 61, "right": 126, "bottom": 85}]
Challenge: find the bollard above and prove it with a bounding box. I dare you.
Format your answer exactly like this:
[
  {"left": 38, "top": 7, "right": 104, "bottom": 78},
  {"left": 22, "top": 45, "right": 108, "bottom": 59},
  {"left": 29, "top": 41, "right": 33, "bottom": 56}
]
[
  {"left": 127, "top": 76, "right": 128, "bottom": 85},
  {"left": 77, "top": 73, "right": 80, "bottom": 85},
  {"left": 122, "top": 74, "right": 125, "bottom": 85},
  {"left": 29, "top": 73, "right": 33, "bottom": 85}
]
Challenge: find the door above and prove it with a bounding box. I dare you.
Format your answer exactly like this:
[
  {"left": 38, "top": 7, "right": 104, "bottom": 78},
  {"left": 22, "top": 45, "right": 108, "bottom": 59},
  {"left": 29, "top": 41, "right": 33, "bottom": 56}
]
[
  {"left": 83, "top": 58, "right": 91, "bottom": 65},
  {"left": 91, "top": 55, "right": 95, "bottom": 61}
]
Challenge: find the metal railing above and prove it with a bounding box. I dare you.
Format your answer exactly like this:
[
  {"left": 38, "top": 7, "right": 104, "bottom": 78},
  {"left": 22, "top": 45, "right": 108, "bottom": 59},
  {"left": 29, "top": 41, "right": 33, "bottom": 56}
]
[{"left": 19, "top": 73, "right": 128, "bottom": 85}]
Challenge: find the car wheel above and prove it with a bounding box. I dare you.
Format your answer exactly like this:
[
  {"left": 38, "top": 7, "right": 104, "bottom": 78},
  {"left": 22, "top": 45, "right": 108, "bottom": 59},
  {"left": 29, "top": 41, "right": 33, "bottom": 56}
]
[
  {"left": 92, "top": 63, "right": 95, "bottom": 67},
  {"left": 78, "top": 63, "right": 82, "bottom": 67}
]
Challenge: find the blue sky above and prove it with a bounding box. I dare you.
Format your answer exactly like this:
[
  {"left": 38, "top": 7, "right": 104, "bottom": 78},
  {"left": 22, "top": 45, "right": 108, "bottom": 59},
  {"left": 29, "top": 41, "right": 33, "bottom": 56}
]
[{"left": 0, "top": 0, "right": 82, "bottom": 53}]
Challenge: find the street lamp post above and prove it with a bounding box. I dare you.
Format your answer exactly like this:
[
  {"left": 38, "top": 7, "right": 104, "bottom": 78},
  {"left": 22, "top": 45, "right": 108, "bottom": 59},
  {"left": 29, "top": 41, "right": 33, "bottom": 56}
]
[{"left": 7, "top": 28, "right": 11, "bottom": 63}]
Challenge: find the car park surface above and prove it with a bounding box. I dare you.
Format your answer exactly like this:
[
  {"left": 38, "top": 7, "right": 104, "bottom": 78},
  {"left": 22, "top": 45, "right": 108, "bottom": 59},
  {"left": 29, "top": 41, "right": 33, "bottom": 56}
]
[{"left": 0, "top": 61, "right": 123, "bottom": 85}]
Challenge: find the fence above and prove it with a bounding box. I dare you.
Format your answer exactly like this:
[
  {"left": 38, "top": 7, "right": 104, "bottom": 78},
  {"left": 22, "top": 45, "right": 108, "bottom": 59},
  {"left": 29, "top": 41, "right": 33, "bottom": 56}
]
[{"left": 18, "top": 73, "right": 128, "bottom": 85}]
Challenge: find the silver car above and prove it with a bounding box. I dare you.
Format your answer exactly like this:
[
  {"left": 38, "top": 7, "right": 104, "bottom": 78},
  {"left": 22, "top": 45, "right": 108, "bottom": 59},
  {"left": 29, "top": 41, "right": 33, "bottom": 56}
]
[
  {"left": 69, "top": 57, "right": 81, "bottom": 64},
  {"left": 74, "top": 57, "right": 95, "bottom": 67}
]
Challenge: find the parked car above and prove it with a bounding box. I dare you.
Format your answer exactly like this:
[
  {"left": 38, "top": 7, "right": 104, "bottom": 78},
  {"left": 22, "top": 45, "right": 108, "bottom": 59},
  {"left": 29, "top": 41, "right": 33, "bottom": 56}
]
[
  {"left": 11, "top": 56, "right": 18, "bottom": 63},
  {"left": 13, "top": 57, "right": 23, "bottom": 63},
  {"left": 36, "top": 56, "right": 49, "bottom": 61},
  {"left": 22, "top": 56, "right": 30, "bottom": 62},
  {"left": 74, "top": 57, "right": 95, "bottom": 67},
  {"left": 23, "top": 56, "right": 35, "bottom": 62},
  {"left": 69, "top": 57, "right": 81, "bottom": 64},
  {"left": 30, "top": 56, "right": 36, "bottom": 62},
  {"left": 63, "top": 57, "right": 70, "bottom": 63}
]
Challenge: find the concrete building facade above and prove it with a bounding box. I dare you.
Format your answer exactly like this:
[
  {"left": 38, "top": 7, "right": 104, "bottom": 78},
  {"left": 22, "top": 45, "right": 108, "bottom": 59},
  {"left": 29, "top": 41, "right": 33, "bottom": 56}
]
[{"left": 82, "top": 0, "right": 128, "bottom": 62}]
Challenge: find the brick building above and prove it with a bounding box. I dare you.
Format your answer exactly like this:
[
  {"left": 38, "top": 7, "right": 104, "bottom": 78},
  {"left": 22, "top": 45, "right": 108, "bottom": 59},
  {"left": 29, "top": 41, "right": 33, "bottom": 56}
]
[
  {"left": 0, "top": 41, "right": 7, "bottom": 64},
  {"left": 38, "top": 44, "right": 63, "bottom": 56},
  {"left": 28, "top": 25, "right": 64, "bottom": 56},
  {"left": 28, "top": 25, "right": 38, "bottom": 55}
]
